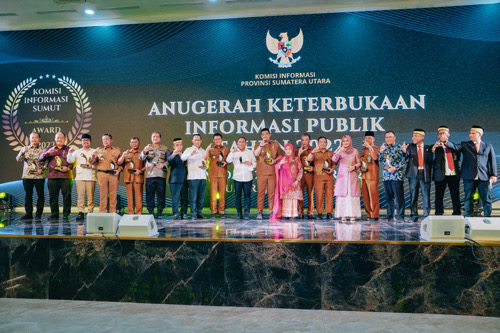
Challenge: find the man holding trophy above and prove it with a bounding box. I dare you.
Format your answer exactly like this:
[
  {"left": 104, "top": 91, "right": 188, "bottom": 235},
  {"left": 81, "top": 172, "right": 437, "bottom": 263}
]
[
  {"left": 91, "top": 133, "right": 122, "bottom": 213},
  {"left": 67, "top": 134, "right": 97, "bottom": 221},
  {"left": 205, "top": 133, "right": 230, "bottom": 219},
  {"left": 140, "top": 132, "right": 168, "bottom": 218},
  {"left": 295, "top": 133, "right": 315, "bottom": 219},
  {"left": 16, "top": 132, "right": 47, "bottom": 220},
  {"left": 39, "top": 132, "right": 74, "bottom": 220},
  {"left": 227, "top": 137, "right": 256, "bottom": 219},
  {"left": 181, "top": 134, "right": 207, "bottom": 220},
  {"left": 119, "top": 137, "right": 145, "bottom": 215},
  {"left": 306, "top": 136, "right": 335, "bottom": 220},
  {"left": 253, "top": 128, "right": 283, "bottom": 220},
  {"left": 379, "top": 131, "right": 407, "bottom": 222},
  {"left": 359, "top": 131, "right": 380, "bottom": 221}
]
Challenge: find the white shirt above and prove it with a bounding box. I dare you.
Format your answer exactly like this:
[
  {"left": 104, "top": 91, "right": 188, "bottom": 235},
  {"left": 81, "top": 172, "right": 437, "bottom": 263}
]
[
  {"left": 181, "top": 146, "right": 207, "bottom": 180},
  {"left": 440, "top": 146, "right": 457, "bottom": 176},
  {"left": 227, "top": 148, "right": 256, "bottom": 182},
  {"left": 68, "top": 148, "right": 97, "bottom": 181}
]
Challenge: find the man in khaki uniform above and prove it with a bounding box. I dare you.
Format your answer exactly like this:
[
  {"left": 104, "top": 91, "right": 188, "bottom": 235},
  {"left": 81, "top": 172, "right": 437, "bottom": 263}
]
[
  {"left": 295, "top": 133, "right": 315, "bottom": 220},
  {"left": 254, "top": 128, "right": 282, "bottom": 220},
  {"left": 119, "top": 137, "right": 145, "bottom": 214},
  {"left": 359, "top": 131, "right": 380, "bottom": 221},
  {"left": 307, "top": 136, "right": 335, "bottom": 220},
  {"left": 91, "top": 133, "right": 122, "bottom": 213},
  {"left": 205, "top": 133, "right": 230, "bottom": 219}
]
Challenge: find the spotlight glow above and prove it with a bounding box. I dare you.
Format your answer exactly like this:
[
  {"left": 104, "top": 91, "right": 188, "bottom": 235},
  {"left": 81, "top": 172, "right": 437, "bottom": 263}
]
[
  {"left": 84, "top": 8, "right": 95, "bottom": 15},
  {"left": 0, "top": 192, "right": 6, "bottom": 199}
]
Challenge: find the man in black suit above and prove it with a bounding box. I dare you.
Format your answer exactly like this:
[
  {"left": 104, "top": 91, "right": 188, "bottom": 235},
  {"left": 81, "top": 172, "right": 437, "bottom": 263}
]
[
  {"left": 446, "top": 125, "right": 497, "bottom": 217},
  {"left": 402, "top": 129, "right": 433, "bottom": 222},
  {"left": 431, "top": 126, "right": 461, "bottom": 215},
  {"left": 167, "top": 138, "right": 187, "bottom": 220}
]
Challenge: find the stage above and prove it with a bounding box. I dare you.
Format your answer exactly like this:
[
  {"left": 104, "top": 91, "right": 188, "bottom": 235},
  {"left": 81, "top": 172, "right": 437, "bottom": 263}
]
[{"left": 1, "top": 212, "right": 499, "bottom": 317}]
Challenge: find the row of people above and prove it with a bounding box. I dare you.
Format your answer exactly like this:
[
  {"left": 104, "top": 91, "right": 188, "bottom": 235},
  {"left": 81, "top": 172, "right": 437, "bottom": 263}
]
[{"left": 16, "top": 125, "right": 497, "bottom": 222}]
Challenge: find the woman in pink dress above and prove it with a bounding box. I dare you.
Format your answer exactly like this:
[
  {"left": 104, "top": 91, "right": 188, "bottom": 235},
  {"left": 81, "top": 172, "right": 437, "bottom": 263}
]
[
  {"left": 332, "top": 135, "right": 361, "bottom": 223},
  {"left": 271, "top": 143, "right": 303, "bottom": 219}
]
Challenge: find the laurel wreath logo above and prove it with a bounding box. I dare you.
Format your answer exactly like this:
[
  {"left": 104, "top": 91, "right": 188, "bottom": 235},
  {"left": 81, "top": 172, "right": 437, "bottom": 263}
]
[{"left": 2, "top": 76, "right": 92, "bottom": 151}]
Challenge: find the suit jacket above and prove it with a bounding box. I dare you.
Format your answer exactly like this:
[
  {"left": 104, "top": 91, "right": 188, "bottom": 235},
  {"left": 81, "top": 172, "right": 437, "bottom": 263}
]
[
  {"left": 432, "top": 145, "right": 460, "bottom": 182},
  {"left": 447, "top": 140, "right": 497, "bottom": 181},
  {"left": 404, "top": 143, "right": 433, "bottom": 182},
  {"left": 167, "top": 151, "right": 187, "bottom": 184}
]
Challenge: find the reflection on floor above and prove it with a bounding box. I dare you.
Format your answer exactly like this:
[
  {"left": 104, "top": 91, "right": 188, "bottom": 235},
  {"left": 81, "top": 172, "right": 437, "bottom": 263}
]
[
  {"left": 1, "top": 298, "right": 499, "bottom": 333},
  {"left": 0, "top": 212, "right": 422, "bottom": 241}
]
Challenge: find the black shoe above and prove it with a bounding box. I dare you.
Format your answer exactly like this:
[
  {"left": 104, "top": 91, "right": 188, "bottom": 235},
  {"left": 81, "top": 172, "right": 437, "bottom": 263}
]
[
  {"left": 317, "top": 214, "right": 323, "bottom": 220},
  {"left": 307, "top": 215, "right": 316, "bottom": 220},
  {"left": 297, "top": 214, "right": 303, "bottom": 219},
  {"left": 219, "top": 214, "right": 225, "bottom": 220},
  {"left": 49, "top": 214, "right": 59, "bottom": 220},
  {"left": 173, "top": 214, "right": 180, "bottom": 220},
  {"left": 181, "top": 214, "right": 188, "bottom": 220},
  {"left": 236, "top": 212, "right": 242, "bottom": 219},
  {"left": 154, "top": 213, "right": 159, "bottom": 219},
  {"left": 257, "top": 212, "right": 263, "bottom": 220},
  {"left": 21, "top": 214, "right": 33, "bottom": 220},
  {"left": 210, "top": 214, "right": 216, "bottom": 219},
  {"left": 197, "top": 214, "right": 205, "bottom": 219},
  {"left": 410, "top": 217, "right": 419, "bottom": 223},
  {"left": 76, "top": 212, "right": 84, "bottom": 221},
  {"left": 326, "top": 213, "right": 333, "bottom": 220},
  {"left": 191, "top": 215, "right": 197, "bottom": 220},
  {"left": 62, "top": 214, "right": 70, "bottom": 220},
  {"left": 244, "top": 214, "right": 250, "bottom": 220}
]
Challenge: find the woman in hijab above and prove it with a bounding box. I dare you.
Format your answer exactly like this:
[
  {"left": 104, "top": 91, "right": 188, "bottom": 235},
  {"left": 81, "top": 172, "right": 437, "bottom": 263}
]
[
  {"left": 271, "top": 143, "right": 303, "bottom": 219},
  {"left": 332, "top": 135, "right": 361, "bottom": 223}
]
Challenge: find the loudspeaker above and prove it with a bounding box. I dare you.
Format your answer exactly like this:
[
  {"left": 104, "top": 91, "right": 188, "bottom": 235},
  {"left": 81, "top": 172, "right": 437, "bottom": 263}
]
[
  {"left": 465, "top": 217, "right": 500, "bottom": 242},
  {"left": 118, "top": 214, "right": 159, "bottom": 237},
  {"left": 86, "top": 213, "right": 121, "bottom": 236},
  {"left": 420, "top": 215, "right": 465, "bottom": 242}
]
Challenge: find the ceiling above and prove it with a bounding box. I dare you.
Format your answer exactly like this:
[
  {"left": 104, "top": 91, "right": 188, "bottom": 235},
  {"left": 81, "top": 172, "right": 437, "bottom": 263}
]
[{"left": 0, "top": 0, "right": 498, "bottom": 31}]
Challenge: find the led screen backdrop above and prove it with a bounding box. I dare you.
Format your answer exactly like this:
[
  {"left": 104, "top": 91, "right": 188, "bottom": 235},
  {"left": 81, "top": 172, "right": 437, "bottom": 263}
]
[{"left": 0, "top": 4, "right": 499, "bottom": 208}]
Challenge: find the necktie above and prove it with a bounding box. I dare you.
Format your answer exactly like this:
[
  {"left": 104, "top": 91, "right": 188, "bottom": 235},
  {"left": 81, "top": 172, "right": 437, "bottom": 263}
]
[
  {"left": 475, "top": 142, "right": 480, "bottom": 152},
  {"left": 418, "top": 145, "right": 423, "bottom": 168},
  {"left": 445, "top": 147, "right": 454, "bottom": 171}
]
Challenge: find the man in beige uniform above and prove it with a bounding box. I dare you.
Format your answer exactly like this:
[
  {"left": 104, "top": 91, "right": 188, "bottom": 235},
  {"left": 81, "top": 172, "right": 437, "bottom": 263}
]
[
  {"left": 118, "top": 137, "right": 145, "bottom": 214},
  {"left": 254, "top": 128, "right": 282, "bottom": 220},
  {"left": 205, "top": 133, "right": 230, "bottom": 219},
  {"left": 307, "top": 136, "right": 335, "bottom": 220},
  {"left": 91, "top": 133, "right": 122, "bottom": 213},
  {"left": 295, "top": 133, "right": 315, "bottom": 220},
  {"left": 359, "top": 131, "right": 380, "bottom": 221}
]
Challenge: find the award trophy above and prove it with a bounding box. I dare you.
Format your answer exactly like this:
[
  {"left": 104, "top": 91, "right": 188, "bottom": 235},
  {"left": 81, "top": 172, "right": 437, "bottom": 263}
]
[
  {"left": 360, "top": 157, "right": 368, "bottom": 173},
  {"left": 54, "top": 156, "right": 63, "bottom": 171},
  {"left": 303, "top": 156, "right": 312, "bottom": 173},
  {"left": 28, "top": 161, "right": 40, "bottom": 175},
  {"left": 199, "top": 160, "right": 206, "bottom": 169},
  {"left": 264, "top": 149, "right": 272, "bottom": 163},
  {"left": 322, "top": 160, "right": 331, "bottom": 173},
  {"left": 110, "top": 161, "right": 116, "bottom": 171},
  {"left": 128, "top": 160, "right": 137, "bottom": 173},
  {"left": 216, "top": 152, "right": 224, "bottom": 166},
  {"left": 367, "top": 154, "right": 372, "bottom": 163},
  {"left": 239, "top": 156, "right": 243, "bottom": 163},
  {"left": 383, "top": 155, "right": 392, "bottom": 170},
  {"left": 80, "top": 153, "right": 90, "bottom": 168}
]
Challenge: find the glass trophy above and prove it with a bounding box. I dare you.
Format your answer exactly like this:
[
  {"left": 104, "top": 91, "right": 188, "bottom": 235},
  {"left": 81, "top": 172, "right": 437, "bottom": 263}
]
[
  {"left": 360, "top": 157, "right": 368, "bottom": 173},
  {"left": 383, "top": 155, "right": 391, "bottom": 170},
  {"left": 199, "top": 160, "right": 206, "bottom": 169},
  {"left": 128, "top": 160, "right": 137, "bottom": 173},
  {"left": 264, "top": 149, "right": 272, "bottom": 163},
  {"left": 322, "top": 160, "right": 331, "bottom": 173},
  {"left": 239, "top": 156, "right": 243, "bottom": 163},
  {"left": 54, "top": 156, "right": 63, "bottom": 171},
  {"left": 80, "top": 153, "right": 90, "bottom": 168},
  {"left": 303, "top": 156, "right": 312, "bottom": 173},
  {"left": 216, "top": 152, "right": 224, "bottom": 166},
  {"left": 367, "top": 154, "right": 372, "bottom": 163}
]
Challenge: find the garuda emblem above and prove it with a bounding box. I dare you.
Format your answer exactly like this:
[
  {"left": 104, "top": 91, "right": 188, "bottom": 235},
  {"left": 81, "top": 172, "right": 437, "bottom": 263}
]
[{"left": 266, "top": 29, "right": 304, "bottom": 68}]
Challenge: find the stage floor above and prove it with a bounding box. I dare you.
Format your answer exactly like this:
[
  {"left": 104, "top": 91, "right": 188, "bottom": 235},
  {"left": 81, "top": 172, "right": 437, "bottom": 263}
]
[{"left": 0, "top": 212, "right": 423, "bottom": 242}]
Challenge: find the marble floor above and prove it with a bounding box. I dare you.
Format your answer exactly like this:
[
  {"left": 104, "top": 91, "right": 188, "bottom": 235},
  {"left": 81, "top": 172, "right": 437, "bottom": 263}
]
[
  {"left": 0, "top": 298, "right": 499, "bottom": 332},
  {"left": 0, "top": 211, "right": 422, "bottom": 241}
]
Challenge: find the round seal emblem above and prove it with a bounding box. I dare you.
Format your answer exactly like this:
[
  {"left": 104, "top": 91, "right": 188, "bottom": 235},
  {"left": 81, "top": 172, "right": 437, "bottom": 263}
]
[{"left": 2, "top": 75, "right": 92, "bottom": 151}]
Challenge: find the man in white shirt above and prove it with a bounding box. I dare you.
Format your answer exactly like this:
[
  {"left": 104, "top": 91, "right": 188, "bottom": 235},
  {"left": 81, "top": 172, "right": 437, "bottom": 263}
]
[
  {"left": 181, "top": 134, "right": 207, "bottom": 220},
  {"left": 227, "top": 137, "right": 256, "bottom": 219},
  {"left": 67, "top": 134, "right": 97, "bottom": 221}
]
